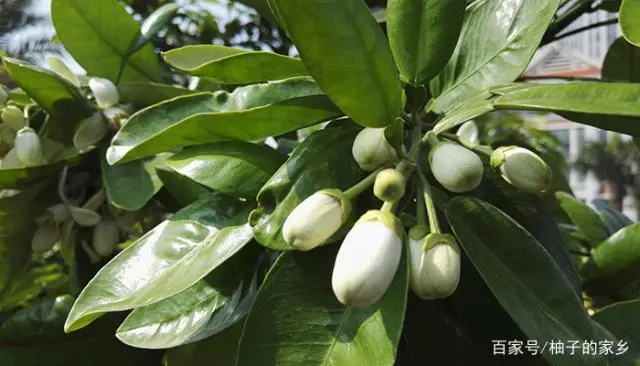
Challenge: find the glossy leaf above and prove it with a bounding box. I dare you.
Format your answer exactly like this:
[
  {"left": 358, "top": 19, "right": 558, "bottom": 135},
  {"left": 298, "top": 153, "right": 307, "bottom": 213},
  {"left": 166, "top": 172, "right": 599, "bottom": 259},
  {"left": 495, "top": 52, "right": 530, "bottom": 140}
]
[
  {"left": 620, "top": 0, "right": 640, "bottom": 47},
  {"left": 0, "top": 182, "right": 52, "bottom": 301},
  {"left": 269, "top": 0, "right": 402, "bottom": 127},
  {"left": 101, "top": 150, "right": 170, "bottom": 211},
  {"left": 118, "top": 82, "right": 194, "bottom": 107},
  {"left": 107, "top": 78, "right": 341, "bottom": 164},
  {"left": 446, "top": 197, "right": 612, "bottom": 365},
  {"left": 115, "top": 244, "right": 264, "bottom": 349},
  {"left": 475, "top": 163, "right": 581, "bottom": 296},
  {"left": 0, "top": 297, "right": 159, "bottom": 366},
  {"left": 603, "top": 37, "right": 640, "bottom": 82},
  {"left": 64, "top": 196, "right": 253, "bottom": 332},
  {"left": 556, "top": 192, "right": 610, "bottom": 247},
  {"left": 0, "top": 153, "right": 81, "bottom": 189},
  {"left": 128, "top": 3, "right": 180, "bottom": 57},
  {"left": 51, "top": 0, "right": 160, "bottom": 82},
  {"left": 493, "top": 83, "right": 640, "bottom": 136},
  {"left": 155, "top": 166, "right": 212, "bottom": 206},
  {"left": 163, "top": 45, "right": 308, "bottom": 84},
  {"left": 236, "top": 244, "right": 409, "bottom": 366},
  {"left": 592, "top": 299, "right": 640, "bottom": 365},
  {"left": 387, "top": 0, "right": 466, "bottom": 84},
  {"left": 0, "top": 263, "right": 67, "bottom": 313},
  {"left": 430, "top": 0, "right": 560, "bottom": 112},
  {"left": 249, "top": 121, "right": 363, "bottom": 251},
  {"left": 3, "top": 58, "right": 90, "bottom": 142},
  {"left": 163, "top": 321, "right": 243, "bottom": 366},
  {"left": 433, "top": 94, "right": 494, "bottom": 134},
  {"left": 164, "top": 141, "right": 285, "bottom": 199}
]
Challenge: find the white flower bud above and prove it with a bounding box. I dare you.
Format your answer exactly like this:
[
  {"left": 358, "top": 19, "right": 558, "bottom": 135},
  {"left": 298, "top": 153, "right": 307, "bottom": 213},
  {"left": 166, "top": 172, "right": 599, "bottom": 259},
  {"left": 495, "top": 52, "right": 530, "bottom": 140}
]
[
  {"left": 429, "top": 142, "right": 483, "bottom": 193},
  {"left": 0, "top": 125, "right": 16, "bottom": 145},
  {"left": 490, "top": 146, "right": 552, "bottom": 194},
  {"left": 0, "top": 148, "right": 24, "bottom": 169},
  {"left": 70, "top": 206, "right": 102, "bottom": 227},
  {"left": 88, "top": 77, "right": 119, "bottom": 109},
  {"left": 32, "top": 222, "right": 59, "bottom": 254},
  {"left": 46, "top": 55, "right": 79, "bottom": 86},
  {"left": 282, "top": 189, "right": 350, "bottom": 251},
  {"left": 408, "top": 229, "right": 461, "bottom": 300},
  {"left": 45, "top": 203, "right": 70, "bottom": 224},
  {"left": 92, "top": 219, "right": 119, "bottom": 257},
  {"left": 332, "top": 210, "right": 403, "bottom": 308},
  {"left": 352, "top": 128, "right": 397, "bottom": 171},
  {"left": 0, "top": 87, "right": 8, "bottom": 105},
  {"left": 73, "top": 112, "right": 108, "bottom": 150},
  {"left": 1, "top": 105, "right": 26, "bottom": 130},
  {"left": 373, "top": 168, "right": 406, "bottom": 203},
  {"left": 15, "top": 127, "right": 45, "bottom": 166},
  {"left": 456, "top": 120, "right": 479, "bottom": 147}
]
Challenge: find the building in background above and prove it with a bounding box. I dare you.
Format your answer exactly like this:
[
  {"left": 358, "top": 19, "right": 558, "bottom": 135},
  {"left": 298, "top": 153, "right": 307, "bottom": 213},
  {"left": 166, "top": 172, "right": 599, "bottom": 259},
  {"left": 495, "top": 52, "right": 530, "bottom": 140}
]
[{"left": 523, "top": 6, "right": 638, "bottom": 220}]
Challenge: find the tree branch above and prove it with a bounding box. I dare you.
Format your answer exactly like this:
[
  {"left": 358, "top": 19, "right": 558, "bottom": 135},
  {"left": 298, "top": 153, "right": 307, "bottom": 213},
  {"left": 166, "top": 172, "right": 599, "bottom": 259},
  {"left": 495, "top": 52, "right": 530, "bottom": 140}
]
[
  {"left": 541, "top": 0, "right": 596, "bottom": 46},
  {"left": 551, "top": 18, "right": 619, "bottom": 43}
]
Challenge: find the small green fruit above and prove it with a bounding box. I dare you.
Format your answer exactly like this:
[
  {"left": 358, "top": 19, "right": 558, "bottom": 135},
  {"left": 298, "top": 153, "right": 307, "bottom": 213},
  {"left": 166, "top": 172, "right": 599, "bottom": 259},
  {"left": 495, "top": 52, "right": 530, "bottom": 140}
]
[{"left": 373, "top": 168, "right": 406, "bottom": 202}]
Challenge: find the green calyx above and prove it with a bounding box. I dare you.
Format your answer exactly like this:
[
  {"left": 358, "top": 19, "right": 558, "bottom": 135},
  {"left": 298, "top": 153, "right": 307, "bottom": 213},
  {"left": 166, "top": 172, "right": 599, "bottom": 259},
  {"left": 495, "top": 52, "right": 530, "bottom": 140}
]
[
  {"left": 490, "top": 146, "right": 510, "bottom": 169},
  {"left": 422, "top": 233, "right": 459, "bottom": 253},
  {"left": 318, "top": 188, "right": 352, "bottom": 223},
  {"left": 374, "top": 168, "right": 406, "bottom": 202},
  {"left": 408, "top": 224, "right": 429, "bottom": 241},
  {"left": 358, "top": 209, "right": 405, "bottom": 239}
]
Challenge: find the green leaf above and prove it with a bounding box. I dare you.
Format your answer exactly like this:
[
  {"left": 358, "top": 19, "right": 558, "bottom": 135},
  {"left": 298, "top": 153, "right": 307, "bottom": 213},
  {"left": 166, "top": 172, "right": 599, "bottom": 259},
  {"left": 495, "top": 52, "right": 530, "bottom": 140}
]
[
  {"left": 0, "top": 297, "right": 159, "bottom": 366},
  {"left": 433, "top": 93, "right": 493, "bottom": 134},
  {"left": 100, "top": 149, "right": 170, "bottom": 211},
  {"left": 493, "top": 83, "right": 640, "bottom": 136},
  {"left": 582, "top": 223, "right": 640, "bottom": 285},
  {"left": 0, "top": 182, "right": 52, "bottom": 301},
  {"left": 3, "top": 58, "right": 90, "bottom": 142},
  {"left": 556, "top": 191, "right": 610, "bottom": 247},
  {"left": 51, "top": 0, "right": 160, "bottom": 83},
  {"left": 249, "top": 121, "right": 363, "bottom": 251},
  {"left": 118, "top": 82, "right": 194, "bottom": 107},
  {"left": 620, "top": 0, "right": 640, "bottom": 47},
  {"left": 602, "top": 37, "right": 640, "bottom": 83},
  {"left": 107, "top": 78, "right": 341, "bottom": 164},
  {"left": 236, "top": 244, "right": 408, "bottom": 366},
  {"left": 115, "top": 244, "right": 265, "bottom": 349},
  {"left": 0, "top": 153, "right": 81, "bottom": 189},
  {"left": 430, "top": 0, "right": 560, "bottom": 112},
  {"left": 592, "top": 299, "right": 640, "bottom": 365},
  {"left": 155, "top": 166, "right": 213, "bottom": 206},
  {"left": 127, "top": 3, "right": 180, "bottom": 58},
  {"left": 269, "top": 0, "right": 403, "bottom": 127},
  {"left": 387, "top": 0, "right": 466, "bottom": 84},
  {"left": 0, "top": 263, "right": 66, "bottom": 313},
  {"left": 475, "top": 164, "right": 581, "bottom": 296},
  {"left": 163, "top": 45, "right": 309, "bottom": 84},
  {"left": 446, "top": 197, "right": 612, "bottom": 366},
  {"left": 164, "top": 141, "right": 285, "bottom": 200},
  {"left": 162, "top": 321, "right": 243, "bottom": 366},
  {"left": 64, "top": 196, "right": 253, "bottom": 332}
]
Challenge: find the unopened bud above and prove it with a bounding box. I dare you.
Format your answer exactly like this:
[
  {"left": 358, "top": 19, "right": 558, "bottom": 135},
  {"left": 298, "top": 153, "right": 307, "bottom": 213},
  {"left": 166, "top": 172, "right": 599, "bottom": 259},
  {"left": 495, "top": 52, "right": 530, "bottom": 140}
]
[
  {"left": 0, "top": 125, "right": 16, "bottom": 145},
  {"left": 490, "top": 146, "right": 552, "bottom": 194},
  {"left": 408, "top": 231, "right": 460, "bottom": 299},
  {"left": 45, "top": 203, "right": 70, "bottom": 223},
  {"left": 32, "top": 222, "right": 59, "bottom": 254},
  {"left": 73, "top": 112, "right": 108, "bottom": 150},
  {"left": 456, "top": 120, "right": 479, "bottom": 147},
  {"left": 92, "top": 219, "right": 119, "bottom": 257},
  {"left": 332, "top": 210, "right": 403, "bottom": 308},
  {"left": 429, "top": 142, "right": 483, "bottom": 193},
  {"left": 282, "top": 189, "right": 350, "bottom": 251},
  {"left": 373, "top": 168, "right": 406, "bottom": 202},
  {"left": 1, "top": 105, "right": 26, "bottom": 130},
  {"left": 352, "top": 128, "right": 397, "bottom": 171},
  {"left": 70, "top": 206, "right": 102, "bottom": 227},
  {"left": 15, "top": 127, "right": 44, "bottom": 166},
  {"left": 46, "top": 55, "right": 79, "bottom": 86},
  {"left": 88, "top": 77, "right": 119, "bottom": 109}
]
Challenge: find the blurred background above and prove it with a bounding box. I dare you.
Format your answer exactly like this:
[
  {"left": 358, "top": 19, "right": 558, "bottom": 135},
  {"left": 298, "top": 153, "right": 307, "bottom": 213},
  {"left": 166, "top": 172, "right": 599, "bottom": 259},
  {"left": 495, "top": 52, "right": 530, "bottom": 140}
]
[{"left": 1, "top": 0, "right": 638, "bottom": 219}]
